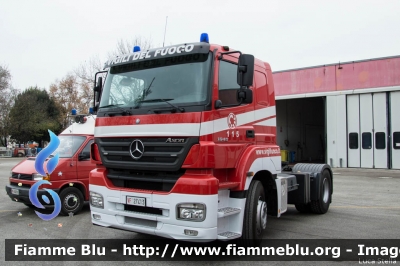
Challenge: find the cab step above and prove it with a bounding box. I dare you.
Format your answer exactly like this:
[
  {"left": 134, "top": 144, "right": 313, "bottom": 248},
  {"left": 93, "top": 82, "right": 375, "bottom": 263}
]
[
  {"left": 218, "top": 231, "right": 242, "bottom": 240},
  {"left": 217, "top": 207, "right": 241, "bottom": 218},
  {"left": 218, "top": 182, "right": 239, "bottom": 190}
]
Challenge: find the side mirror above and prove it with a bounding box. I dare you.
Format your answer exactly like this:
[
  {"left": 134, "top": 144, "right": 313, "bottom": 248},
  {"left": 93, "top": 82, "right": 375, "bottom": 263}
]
[
  {"left": 237, "top": 88, "right": 253, "bottom": 104},
  {"left": 214, "top": 99, "right": 222, "bottom": 109},
  {"left": 237, "top": 54, "right": 254, "bottom": 87},
  {"left": 93, "top": 76, "right": 103, "bottom": 112},
  {"left": 94, "top": 76, "right": 102, "bottom": 93},
  {"left": 78, "top": 151, "right": 90, "bottom": 161}
]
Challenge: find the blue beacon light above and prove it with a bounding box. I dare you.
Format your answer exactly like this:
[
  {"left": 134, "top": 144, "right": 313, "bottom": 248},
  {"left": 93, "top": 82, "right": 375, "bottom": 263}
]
[
  {"left": 200, "top": 33, "right": 209, "bottom": 43},
  {"left": 71, "top": 109, "right": 77, "bottom": 115},
  {"left": 133, "top": 46, "right": 141, "bottom": 52}
]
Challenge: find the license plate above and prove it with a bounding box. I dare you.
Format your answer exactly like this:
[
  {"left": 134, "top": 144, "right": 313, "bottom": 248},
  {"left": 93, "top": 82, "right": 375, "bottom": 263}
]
[
  {"left": 126, "top": 196, "right": 146, "bottom": 207},
  {"left": 11, "top": 188, "right": 19, "bottom": 195}
]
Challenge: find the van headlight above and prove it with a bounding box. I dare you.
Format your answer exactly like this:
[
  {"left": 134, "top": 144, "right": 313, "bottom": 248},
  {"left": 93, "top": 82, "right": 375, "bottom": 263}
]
[
  {"left": 90, "top": 191, "right": 104, "bottom": 208},
  {"left": 32, "top": 173, "right": 44, "bottom": 180},
  {"left": 176, "top": 203, "right": 206, "bottom": 221}
]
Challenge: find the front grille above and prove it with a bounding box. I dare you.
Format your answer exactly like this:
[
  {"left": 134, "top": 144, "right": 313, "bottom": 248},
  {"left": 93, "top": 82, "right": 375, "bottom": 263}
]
[
  {"left": 125, "top": 217, "right": 157, "bottom": 228},
  {"left": 108, "top": 168, "right": 184, "bottom": 192},
  {"left": 124, "top": 205, "right": 163, "bottom": 216},
  {"left": 11, "top": 173, "right": 32, "bottom": 180},
  {"left": 10, "top": 182, "right": 31, "bottom": 188},
  {"left": 97, "top": 137, "right": 198, "bottom": 172}
]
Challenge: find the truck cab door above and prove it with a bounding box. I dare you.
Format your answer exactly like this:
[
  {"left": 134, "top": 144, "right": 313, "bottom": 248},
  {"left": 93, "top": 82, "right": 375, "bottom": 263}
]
[{"left": 212, "top": 55, "right": 255, "bottom": 168}]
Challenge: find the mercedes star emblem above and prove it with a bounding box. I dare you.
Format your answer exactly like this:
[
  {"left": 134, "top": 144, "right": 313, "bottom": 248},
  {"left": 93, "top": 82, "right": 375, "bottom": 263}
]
[{"left": 129, "top": 139, "right": 144, "bottom": 160}]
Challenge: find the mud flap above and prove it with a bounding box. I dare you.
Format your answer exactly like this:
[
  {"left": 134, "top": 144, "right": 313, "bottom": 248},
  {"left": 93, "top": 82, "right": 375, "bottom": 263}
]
[{"left": 275, "top": 176, "right": 288, "bottom": 217}]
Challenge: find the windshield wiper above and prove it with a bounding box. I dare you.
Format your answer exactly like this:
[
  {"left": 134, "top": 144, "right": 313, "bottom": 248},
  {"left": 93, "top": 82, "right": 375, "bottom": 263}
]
[
  {"left": 143, "top": 77, "right": 155, "bottom": 99},
  {"left": 134, "top": 77, "right": 156, "bottom": 109},
  {"left": 138, "top": 98, "right": 185, "bottom": 113},
  {"left": 100, "top": 104, "right": 132, "bottom": 115}
]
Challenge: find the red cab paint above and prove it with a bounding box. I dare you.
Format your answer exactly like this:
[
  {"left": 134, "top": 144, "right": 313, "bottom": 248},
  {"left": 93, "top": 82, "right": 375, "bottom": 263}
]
[{"left": 88, "top": 35, "right": 333, "bottom": 241}]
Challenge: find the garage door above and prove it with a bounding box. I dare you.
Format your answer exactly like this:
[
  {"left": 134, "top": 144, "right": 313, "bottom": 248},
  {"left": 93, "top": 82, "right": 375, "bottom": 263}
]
[
  {"left": 347, "top": 93, "right": 389, "bottom": 168},
  {"left": 347, "top": 95, "right": 360, "bottom": 167},
  {"left": 391, "top": 91, "right": 400, "bottom": 169}
]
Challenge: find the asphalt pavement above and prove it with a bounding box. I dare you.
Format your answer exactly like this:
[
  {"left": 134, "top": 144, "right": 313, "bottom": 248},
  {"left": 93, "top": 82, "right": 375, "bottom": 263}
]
[{"left": 1, "top": 157, "right": 399, "bottom": 266}]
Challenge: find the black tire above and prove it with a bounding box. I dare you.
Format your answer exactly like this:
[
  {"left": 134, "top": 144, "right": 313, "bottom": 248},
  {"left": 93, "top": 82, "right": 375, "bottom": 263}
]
[
  {"left": 242, "top": 180, "right": 267, "bottom": 246},
  {"left": 17, "top": 153, "right": 24, "bottom": 157},
  {"left": 24, "top": 203, "right": 35, "bottom": 208},
  {"left": 295, "top": 203, "right": 311, "bottom": 213},
  {"left": 310, "top": 169, "right": 332, "bottom": 214},
  {"left": 59, "top": 187, "right": 84, "bottom": 215}
]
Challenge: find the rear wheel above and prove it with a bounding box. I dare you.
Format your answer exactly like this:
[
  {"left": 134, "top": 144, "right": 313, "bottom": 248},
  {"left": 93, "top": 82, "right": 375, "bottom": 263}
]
[
  {"left": 242, "top": 180, "right": 267, "bottom": 245},
  {"left": 295, "top": 203, "right": 311, "bottom": 213},
  {"left": 59, "top": 187, "right": 84, "bottom": 215},
  {"left": 310, "top": 170, "right": 332, "bottom": 214}
]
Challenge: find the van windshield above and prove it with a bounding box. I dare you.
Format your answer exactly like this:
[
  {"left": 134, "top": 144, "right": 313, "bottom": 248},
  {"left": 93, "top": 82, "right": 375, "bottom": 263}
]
[
  {"left": 52, "top": 136, "right": 86, "bottom": 158},
  {"left": 99, "top": 53, "right": 211, "bottom": 110}
]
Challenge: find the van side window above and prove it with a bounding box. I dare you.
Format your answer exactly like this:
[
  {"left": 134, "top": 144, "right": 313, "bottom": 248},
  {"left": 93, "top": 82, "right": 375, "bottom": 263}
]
[
  {"left": 218, "top": 60, "right": 240, "bottom": 105},
  {"left": 80, "top": 140, "right": 94, "bottom": 160}
]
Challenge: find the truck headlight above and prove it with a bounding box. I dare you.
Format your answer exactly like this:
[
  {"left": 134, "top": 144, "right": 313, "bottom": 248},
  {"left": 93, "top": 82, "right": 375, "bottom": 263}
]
[
  {"left": 90, "top": 191, "right": 104, "bottom": 208},
  {"left": 32, "top": 173, "right": 44, "bottom": 180},
  {"left": 176, "top": 203, "right": 206, "bottom": 221}
]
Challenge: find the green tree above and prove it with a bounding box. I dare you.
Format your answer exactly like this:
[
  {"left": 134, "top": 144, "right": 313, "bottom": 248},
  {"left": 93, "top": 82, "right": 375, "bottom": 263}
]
[{"left": 9, "top": 87, "right": 62, "bottom": 144}]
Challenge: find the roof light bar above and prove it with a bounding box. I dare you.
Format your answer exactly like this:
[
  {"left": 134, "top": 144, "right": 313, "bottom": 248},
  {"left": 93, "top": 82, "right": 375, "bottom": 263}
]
[{"left": 200, "top": 33, "right": 209, "bottom": 43}]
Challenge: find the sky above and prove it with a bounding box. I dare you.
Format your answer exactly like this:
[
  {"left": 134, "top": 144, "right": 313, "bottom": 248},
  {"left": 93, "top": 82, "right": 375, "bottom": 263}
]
[{"left": 1, "top": 0, "right": 400, "bottom": 91}]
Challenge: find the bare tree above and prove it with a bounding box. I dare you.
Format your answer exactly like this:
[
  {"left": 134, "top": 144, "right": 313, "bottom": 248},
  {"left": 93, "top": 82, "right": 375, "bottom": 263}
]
[
  {"left": 49, "top": 74, "right": 85, "bottom": 128},
  {"left": 74, "top": 55, "right": 102, "bottom": 84},
  {"left": 0, "top": 65, "right": 18, "bottom": 147},
  {"left": 74, "top": 55, "right": 103, "bottom": 112},
  {"left": 107, "top": 35, "right": 153, "bottom": 59}
]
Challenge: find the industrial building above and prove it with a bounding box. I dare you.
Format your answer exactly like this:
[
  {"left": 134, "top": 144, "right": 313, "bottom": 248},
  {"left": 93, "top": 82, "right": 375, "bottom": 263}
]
[{"left": 273, "top": 55, "right": 400, "bottom": 169}]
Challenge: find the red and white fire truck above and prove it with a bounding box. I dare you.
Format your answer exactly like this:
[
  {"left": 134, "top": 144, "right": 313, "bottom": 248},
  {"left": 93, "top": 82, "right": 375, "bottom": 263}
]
[{"left": 89, "top": 33, "right": 333, "bottom": 242}]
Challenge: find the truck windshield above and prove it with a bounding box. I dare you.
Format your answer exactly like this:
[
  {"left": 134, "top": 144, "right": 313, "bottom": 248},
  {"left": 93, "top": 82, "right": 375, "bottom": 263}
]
[
  {"left": 99, "top": 53, "right": 211, "bottom": 110},
  {"left": 52, "top": 136, "right": 86, "bottom": 158}
]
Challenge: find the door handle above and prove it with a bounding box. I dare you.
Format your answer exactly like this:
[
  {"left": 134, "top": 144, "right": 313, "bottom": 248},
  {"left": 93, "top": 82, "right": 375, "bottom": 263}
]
[{"left": 246, "top": 130, "right": 255, "bottom": 138}]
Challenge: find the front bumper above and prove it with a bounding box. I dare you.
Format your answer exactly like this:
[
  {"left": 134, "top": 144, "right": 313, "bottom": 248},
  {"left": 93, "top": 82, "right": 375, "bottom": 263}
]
[
  {"left": 90, "top": 184, "right": 218, "bottom": 240},
  {"left": 5, "top": 184, "right": 60, "bottom": 206}
]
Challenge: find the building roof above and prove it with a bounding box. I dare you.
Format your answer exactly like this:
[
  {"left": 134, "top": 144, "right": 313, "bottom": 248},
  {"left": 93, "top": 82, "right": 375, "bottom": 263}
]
[{"left": 272, "top": 55, "right": 400, "bottom": 97}]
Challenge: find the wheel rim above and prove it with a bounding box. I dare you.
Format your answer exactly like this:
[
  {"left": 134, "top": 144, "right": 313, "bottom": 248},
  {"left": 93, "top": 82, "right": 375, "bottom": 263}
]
[
  {"left": 64, "top": 194, "right": 79, "bottom": 211},
  {"left": 322, "top": 178, "right": 330, "bottom": 203},
  {"left": 256, "top": 199, "right": 267, "bottom": 235}
]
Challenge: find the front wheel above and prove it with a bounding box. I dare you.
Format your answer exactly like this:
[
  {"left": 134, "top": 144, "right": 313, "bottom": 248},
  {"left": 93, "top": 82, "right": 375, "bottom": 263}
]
[
  {"left": 242, "top": 180, "right": 267, "bottom": 245},
  {"left": 59, "top": 187, "right": 84, "bottom": 215}
]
